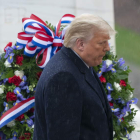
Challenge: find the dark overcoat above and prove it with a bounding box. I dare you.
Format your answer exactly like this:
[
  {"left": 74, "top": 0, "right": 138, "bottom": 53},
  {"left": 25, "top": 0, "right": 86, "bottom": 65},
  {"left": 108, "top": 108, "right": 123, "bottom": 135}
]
[{"left": 33, "top": 46, "right": 113, "bottom": 140}]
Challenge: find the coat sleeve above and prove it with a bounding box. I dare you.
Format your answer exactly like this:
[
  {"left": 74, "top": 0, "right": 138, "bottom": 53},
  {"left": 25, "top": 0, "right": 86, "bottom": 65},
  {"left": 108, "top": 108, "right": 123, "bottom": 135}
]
[{"left": 44, "top": 72, "right": 83, "bottom": 140}]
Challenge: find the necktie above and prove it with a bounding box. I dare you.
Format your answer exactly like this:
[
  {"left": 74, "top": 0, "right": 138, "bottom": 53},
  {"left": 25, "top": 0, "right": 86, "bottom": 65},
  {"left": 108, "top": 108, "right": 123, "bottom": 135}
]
[{"left": 89, "top": 67, "right": 94, "bottom": 76}]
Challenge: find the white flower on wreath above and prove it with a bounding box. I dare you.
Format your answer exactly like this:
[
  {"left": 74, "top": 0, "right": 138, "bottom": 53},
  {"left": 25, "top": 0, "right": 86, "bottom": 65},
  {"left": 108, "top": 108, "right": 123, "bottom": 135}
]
[
  {"left": 14, "top": 70, "right": 24, "bottom": 79},
  {"left": 0, "top": 85, "right": 4, "bottom": 94},
  {"left": 114, "top": 82, "right": 122, "bottom": 91},
  {"left": 106, "top": 59, "right": 112, "bottom": 67},
  {"left": 113, "top": 131, "right": 115, "bottom": 137},
  {"left": 7, "top": 120, "right": 15, "bottom": 127},
  {"left": 32, "top": 124, "right": 34, "bottom": 129},
  {"left": 129, "top": 91, "right": 133, "bottom": 99},
  {"left": 4, "top": 59, "right": 11, "bottom": 67},
  {"left": 124, "top": 111, "right": 129, "bottom": 117}
]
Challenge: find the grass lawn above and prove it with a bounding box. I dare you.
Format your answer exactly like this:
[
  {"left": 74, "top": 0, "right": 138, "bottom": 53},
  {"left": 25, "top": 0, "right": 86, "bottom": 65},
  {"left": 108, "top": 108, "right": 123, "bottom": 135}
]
[{"left": 115, "top": 25, "right": 140, "bottom": 67}]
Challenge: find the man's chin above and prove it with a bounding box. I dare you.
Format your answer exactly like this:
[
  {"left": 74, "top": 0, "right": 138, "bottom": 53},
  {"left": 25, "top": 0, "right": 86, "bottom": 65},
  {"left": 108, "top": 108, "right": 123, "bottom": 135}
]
[
  {"left": 92, "top": 62, "right": 102, "bottom": 67},
  {"left": 90, "top": 59, "right": 102, "bottom": 67},
  {"left": 96, "top": 60, "right": 102, "bottom": 66}
]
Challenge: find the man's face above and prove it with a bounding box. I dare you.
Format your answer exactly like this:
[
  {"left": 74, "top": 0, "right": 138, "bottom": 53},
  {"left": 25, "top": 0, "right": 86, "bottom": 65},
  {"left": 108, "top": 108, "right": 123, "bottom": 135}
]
[{"left": 81, "top": 32, "right": 111, "bottom": 67}]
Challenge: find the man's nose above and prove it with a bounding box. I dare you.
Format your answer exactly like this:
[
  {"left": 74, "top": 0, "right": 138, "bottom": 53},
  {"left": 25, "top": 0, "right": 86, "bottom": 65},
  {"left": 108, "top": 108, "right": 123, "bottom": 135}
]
[{"left": 104, "top": 43, "right": 110, "bottom": 52}]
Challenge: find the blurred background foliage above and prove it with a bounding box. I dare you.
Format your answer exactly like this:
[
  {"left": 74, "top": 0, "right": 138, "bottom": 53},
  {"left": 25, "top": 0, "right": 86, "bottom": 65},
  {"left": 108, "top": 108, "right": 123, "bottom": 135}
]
[
  {"left": 114, "top": 0, "right": 140, "bottom": 107},
  {"left": 115, "top": 25, "right": 140, "bottom": 67}
]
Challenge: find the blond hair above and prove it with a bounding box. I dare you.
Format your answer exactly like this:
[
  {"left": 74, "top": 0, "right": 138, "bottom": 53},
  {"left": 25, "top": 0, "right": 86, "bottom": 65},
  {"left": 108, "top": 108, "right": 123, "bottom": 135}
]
[{"left": 64, "top": 13, "right": 116, "bottom": 48}]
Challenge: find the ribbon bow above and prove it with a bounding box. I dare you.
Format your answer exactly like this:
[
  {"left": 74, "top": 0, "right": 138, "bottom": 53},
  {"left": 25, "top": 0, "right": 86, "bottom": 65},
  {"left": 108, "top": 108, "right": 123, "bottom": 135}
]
[{"left": 16, "top": 14, "right": 75, "bottom": 68}]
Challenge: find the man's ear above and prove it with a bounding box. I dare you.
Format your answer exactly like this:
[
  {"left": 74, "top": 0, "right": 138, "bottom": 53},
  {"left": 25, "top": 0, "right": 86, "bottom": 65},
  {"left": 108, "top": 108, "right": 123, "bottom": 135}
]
[{"left": 75, "top": 38, "right": 84, "bottom": 52}]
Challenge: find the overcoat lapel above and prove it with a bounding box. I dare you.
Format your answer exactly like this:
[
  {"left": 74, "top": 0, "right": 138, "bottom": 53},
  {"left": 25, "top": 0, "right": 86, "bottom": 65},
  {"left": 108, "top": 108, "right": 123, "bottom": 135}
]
[
  {"left": 84, "top": 70, "right": 108, "bottom": 116},
  {"left": 92, "top": 69, "right": 112, "bottom": 119}
]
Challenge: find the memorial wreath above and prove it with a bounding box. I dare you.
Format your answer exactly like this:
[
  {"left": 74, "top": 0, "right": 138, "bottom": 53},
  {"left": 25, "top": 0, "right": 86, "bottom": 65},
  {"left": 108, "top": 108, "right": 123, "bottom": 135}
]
[{"left": 0, "top": 14, "right": 138, "bottom": 140}]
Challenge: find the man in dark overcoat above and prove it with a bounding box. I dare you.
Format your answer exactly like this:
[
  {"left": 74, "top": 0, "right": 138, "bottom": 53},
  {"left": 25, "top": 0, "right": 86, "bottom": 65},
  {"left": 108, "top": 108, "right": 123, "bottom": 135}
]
[{"left": 33, "top": 13, "right": 115, "bottom": 140}]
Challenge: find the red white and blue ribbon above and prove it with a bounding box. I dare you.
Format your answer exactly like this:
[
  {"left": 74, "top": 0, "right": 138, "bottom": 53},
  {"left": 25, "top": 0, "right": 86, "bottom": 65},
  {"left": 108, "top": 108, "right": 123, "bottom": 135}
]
[
  {"left": 0, "top": 97, "right": 35, "bottom": 128},
  {"left": 16, "top": 14, "right": 75, "bottom": 68}
]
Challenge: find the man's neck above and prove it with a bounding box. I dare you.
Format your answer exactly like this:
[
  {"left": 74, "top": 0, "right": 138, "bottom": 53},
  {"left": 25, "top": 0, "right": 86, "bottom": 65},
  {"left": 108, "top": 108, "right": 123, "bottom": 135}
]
[{"left": 71, "top": 49, "right": 89, "bottom": 68}]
